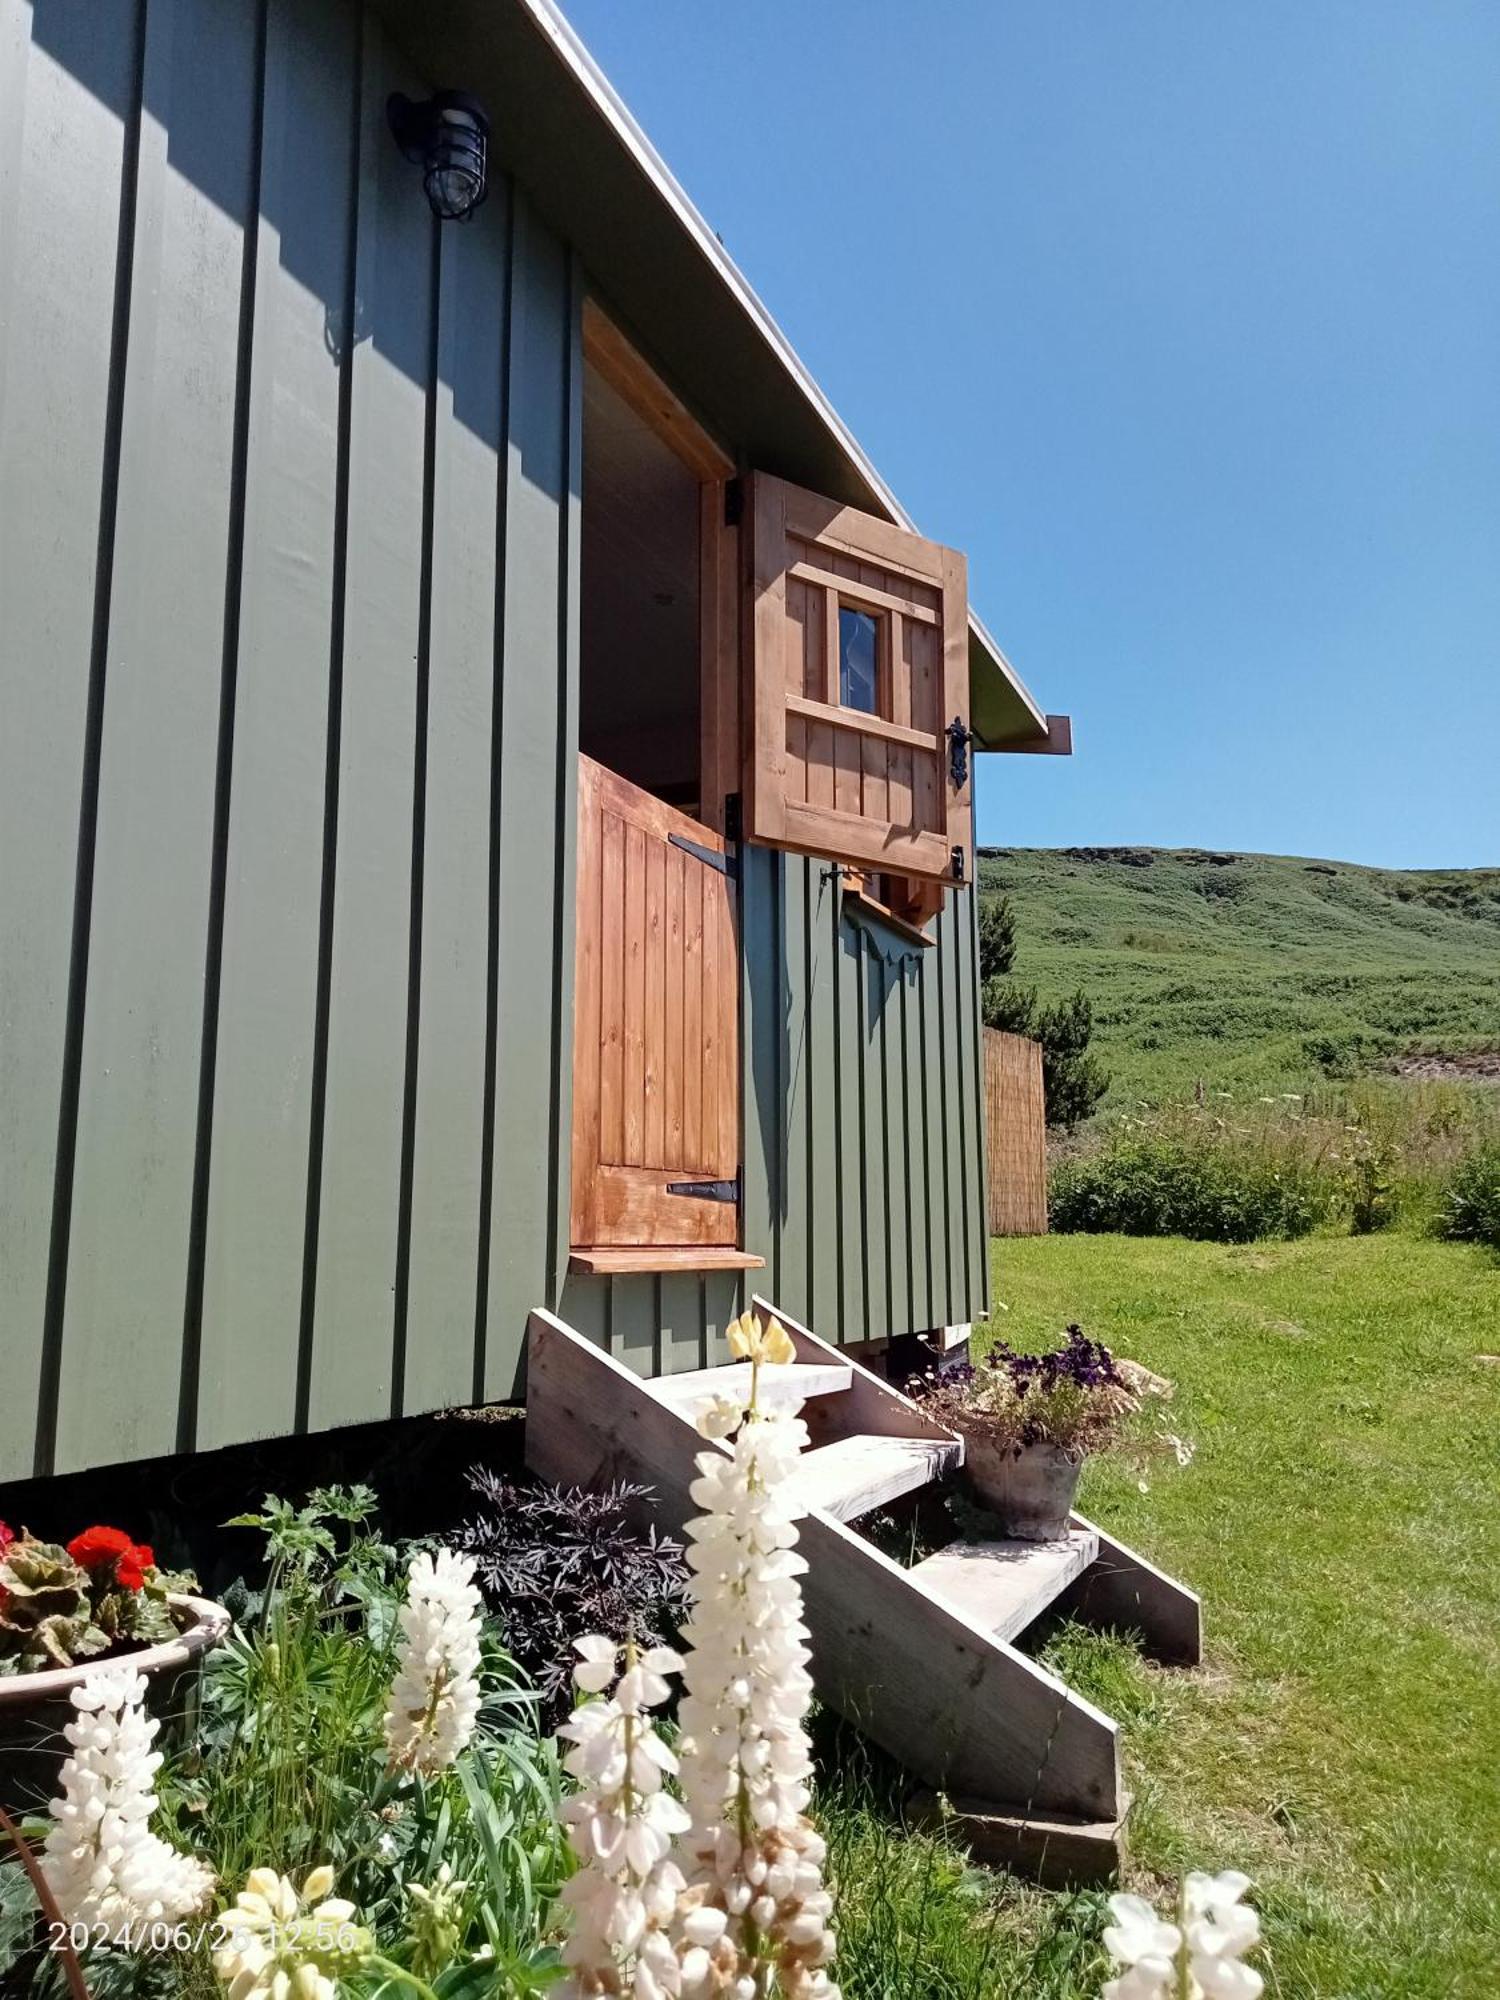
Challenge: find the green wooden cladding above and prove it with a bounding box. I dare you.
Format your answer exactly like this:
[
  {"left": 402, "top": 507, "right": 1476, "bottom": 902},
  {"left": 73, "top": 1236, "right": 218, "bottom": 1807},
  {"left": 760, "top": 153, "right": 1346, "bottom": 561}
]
[{"left": 0, "top": 0, "right": 989, "bottom": 1480}]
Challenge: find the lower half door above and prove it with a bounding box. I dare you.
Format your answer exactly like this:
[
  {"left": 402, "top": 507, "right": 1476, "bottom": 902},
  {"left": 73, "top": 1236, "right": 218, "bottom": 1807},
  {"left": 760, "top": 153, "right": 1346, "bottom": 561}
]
[{"left": 571, "top": 757, "right": 740, "bottom": 1250}]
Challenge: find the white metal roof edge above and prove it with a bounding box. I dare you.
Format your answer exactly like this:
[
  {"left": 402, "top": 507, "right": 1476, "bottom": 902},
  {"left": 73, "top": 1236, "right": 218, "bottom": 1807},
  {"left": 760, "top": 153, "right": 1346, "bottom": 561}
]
[{"left": 521, "top": 0, "right": 1050, "bottom": 742}]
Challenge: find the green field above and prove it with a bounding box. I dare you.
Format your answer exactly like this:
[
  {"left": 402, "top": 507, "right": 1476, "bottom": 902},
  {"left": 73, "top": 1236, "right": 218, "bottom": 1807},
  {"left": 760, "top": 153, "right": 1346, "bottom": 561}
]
[
  {"left": 977, "top": 848, "right": 1500, "bottom": 1105},
  {"left": 825, "top": 1232, "right": 1500, "bottom": 1999}
]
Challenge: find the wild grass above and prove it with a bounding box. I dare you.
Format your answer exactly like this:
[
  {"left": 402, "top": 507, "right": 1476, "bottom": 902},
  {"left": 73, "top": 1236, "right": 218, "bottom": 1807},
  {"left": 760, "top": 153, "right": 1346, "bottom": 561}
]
[
  {"left": 978, "top": 848, "right": 1500, "bottom": 1106},
  {"left": 1050, "top": 1081, "right": 1500, "bottom": 1240},
  {"left": 965, "top": 1230, "right": 1500, "bottom": 2000}
]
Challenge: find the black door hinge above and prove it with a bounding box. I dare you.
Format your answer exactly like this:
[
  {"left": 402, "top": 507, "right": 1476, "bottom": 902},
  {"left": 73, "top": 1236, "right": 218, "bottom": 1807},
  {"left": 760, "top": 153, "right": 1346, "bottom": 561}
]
[
  {"left": 951, "top": 845, "right": 966, "bottom": 883},
  {"left": 667, "top": 1175, "right": 740, "bottom": 1204},
  {"left": 724, "top": 477, "right": 744, "bottom": 527},
  {"left": 670, "top": 831, "right": 738, "bottom": 881},
  {"left": 947, "top": 715, "right": 972, "bottom": 790}
]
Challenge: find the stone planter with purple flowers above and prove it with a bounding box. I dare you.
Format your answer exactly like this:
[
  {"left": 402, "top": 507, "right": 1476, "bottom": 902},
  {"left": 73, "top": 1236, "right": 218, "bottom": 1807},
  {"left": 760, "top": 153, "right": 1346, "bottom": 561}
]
[
  {"left": 961, "top": 1435, "right": 1084, "bottom": 1542},
  {"left": 909, "top": 1324, "right": 1140, "bottom": 1542}
]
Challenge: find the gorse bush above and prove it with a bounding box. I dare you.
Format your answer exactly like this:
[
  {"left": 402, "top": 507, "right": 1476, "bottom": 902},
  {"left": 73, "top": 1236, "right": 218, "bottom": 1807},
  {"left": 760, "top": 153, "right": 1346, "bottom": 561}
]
[
  {"left": 1436, "top": 1145, "right": 1500, "bottom": 1249},
  {"left": 1050, "top": 1135, "right": 1327, "bottom": 1242}
]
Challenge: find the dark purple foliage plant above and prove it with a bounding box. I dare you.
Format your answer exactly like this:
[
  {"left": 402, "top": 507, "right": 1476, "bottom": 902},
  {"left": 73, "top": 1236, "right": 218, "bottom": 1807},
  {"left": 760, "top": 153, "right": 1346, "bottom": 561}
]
[{"left": 455, "top": 1470, "right": 689, "bottom": 1720}]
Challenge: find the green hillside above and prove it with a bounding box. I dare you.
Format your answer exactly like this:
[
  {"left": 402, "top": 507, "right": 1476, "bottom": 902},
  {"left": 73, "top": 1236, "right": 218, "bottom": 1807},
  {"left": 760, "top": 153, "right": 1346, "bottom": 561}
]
[{"left": 977, "top": 847, "right": 1500, "bottom": 1103}]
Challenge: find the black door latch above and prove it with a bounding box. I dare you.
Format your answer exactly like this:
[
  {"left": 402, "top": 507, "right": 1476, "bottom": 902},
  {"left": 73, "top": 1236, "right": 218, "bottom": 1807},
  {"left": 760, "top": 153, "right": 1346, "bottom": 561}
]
[{"left": 947, "top": 716, "right": 972, "bottom": 790}]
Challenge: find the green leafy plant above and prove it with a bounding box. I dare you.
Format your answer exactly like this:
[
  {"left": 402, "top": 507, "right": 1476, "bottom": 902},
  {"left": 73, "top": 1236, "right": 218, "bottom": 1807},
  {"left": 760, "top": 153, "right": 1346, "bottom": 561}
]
[
  {"left": 153, "top": 1487, "right": 567, "bottom": 1993},
  {"left": 1050, "top": 1134, "right": 1327, "bottom": 1242},
  {"left": 1436, "top": 1144, "right": 1500, "bottom": 1249},
  {"left": 454, "top": 1472, "right": 688, "bottom": 1720}
]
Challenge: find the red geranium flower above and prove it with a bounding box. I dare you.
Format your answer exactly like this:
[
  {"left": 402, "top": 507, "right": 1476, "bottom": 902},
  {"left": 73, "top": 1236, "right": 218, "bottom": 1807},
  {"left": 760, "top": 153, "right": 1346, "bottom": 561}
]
[
  {"left": 117, "top": 1543, "right": 154, "bottom": 1591},
  {"left": 67, "top": 1525, "right": 155, "bottom": 1591},
  {"left": 68, "top": 1525, "right": 133, "bottom": 1570}
]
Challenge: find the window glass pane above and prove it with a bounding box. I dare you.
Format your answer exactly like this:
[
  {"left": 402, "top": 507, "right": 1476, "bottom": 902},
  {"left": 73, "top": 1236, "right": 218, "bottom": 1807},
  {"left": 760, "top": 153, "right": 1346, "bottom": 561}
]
[{"left": 838, "top": 606, "right": 880, "bottom": 713}]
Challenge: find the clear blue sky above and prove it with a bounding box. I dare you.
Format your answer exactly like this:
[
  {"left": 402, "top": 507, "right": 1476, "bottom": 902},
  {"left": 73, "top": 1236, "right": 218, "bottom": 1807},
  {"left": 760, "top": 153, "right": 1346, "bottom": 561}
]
[{"left": 564, "top": 1, "right": 1499, "bottom": 868}]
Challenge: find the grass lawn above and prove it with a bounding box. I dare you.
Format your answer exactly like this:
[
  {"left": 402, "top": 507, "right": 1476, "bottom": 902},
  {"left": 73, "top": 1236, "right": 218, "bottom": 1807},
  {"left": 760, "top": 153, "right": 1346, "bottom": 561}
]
[{"left": 823, "top": 1231, "right": 1500, "bottom": 1999}]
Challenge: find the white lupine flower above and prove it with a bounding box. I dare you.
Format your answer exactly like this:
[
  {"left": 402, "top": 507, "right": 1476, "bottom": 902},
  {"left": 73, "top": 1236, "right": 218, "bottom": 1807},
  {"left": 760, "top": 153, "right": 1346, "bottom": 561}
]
[
  {"left": 1102, "top": 1875, "right": 1263, "bottom": 2000},
  {"left": 40, "top": 1668, "right": 214, "bottom": 1929},
  {"left": 1101, "top": 1893, "right": 1182, "bottom": 2000},
  {"left": 384, "top": 1547, "right": 484, "bottom": 1775},
  {"left": 674, "top": 1313, "right": 839, "bottom": 2000},
  {"left": 212, "top": 1865, "right": 369, "bottom": 2000},
  {"left": 554, "top": 1634, "right": 692, "bottom": 1999},
  {"left": 1183, "top": 1872, "right": 1264, "bottom": 2000}
]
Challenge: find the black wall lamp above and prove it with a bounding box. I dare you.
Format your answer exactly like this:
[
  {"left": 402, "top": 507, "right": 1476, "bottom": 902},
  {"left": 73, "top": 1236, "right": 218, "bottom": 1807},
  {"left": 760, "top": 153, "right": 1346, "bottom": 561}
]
[{"left": 387, "top": 91, "right": 489, "bottom": 222}]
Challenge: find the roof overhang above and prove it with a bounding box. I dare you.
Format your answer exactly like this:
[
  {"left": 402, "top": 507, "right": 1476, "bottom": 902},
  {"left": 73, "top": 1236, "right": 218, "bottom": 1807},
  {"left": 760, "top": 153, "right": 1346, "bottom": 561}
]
[{"left": 371, "top": 0, "right": 1060, "bottom": 751}]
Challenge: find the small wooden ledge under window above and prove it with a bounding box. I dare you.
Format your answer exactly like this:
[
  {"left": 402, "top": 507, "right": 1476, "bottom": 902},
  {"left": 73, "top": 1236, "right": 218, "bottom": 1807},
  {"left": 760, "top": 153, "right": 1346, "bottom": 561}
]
[
  {"left": 841, "top": 878, "right": 937, "bottom": 949},
  {"left": 568, "top": 1246, "right": 767, "bottom": 1276}
]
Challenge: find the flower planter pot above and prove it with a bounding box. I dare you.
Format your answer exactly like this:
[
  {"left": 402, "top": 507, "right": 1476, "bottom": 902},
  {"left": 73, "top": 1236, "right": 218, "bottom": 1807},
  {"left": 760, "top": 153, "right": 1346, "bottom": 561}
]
[
  {"left": 0, "top": 1594, "right": 230, "bottom": 1816},
  {"left": 962, "top": 1435, "right": 1083, "bottom": 1542}
]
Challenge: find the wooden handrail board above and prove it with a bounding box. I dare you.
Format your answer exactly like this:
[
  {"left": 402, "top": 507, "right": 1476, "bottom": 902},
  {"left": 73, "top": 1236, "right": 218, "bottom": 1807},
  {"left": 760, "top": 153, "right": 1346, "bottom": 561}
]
[
  {"left": 1058, "top": 1513, "right": 1203, "bottom": 1666},
  {"left": 525, "top": 1307, "right": 1121, "bottom": 1822}
]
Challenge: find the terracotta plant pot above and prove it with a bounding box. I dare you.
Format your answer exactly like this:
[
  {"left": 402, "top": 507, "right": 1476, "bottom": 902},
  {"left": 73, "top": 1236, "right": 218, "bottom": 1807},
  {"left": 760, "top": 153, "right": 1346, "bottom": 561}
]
[
  {"left": 0, "top": 1594, "right": 230, "bottom": 1816},
  {"left": 962, "top": 1434, "right": 1083, "bottom": 1542}
]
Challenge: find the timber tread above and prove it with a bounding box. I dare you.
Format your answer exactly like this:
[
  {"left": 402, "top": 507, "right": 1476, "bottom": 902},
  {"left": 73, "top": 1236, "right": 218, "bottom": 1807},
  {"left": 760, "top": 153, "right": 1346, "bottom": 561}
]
[
  {"left": 909, "top": 1525, "right": 1100, "bottom": 1642},
  {"left": 649, "top": 1359, "right": 851, "bottom": 1412},
  {"left": 792, "top": 1431, "right": 961, "bottom": 1520}
]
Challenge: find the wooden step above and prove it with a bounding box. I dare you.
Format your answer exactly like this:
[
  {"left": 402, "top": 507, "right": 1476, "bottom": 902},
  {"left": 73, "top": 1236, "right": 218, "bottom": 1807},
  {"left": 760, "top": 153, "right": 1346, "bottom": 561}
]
[
  {"left": 910, "top": 1788, "right": 1129, "bottom": 1889},
  {"left": 793, "top": 1432, "right": 961, "bottom": 1521},
  {"left": 649, "top": 1359, "right": 851, "bottom": 1414},
  {"left": 909, "top": 1525, "right": 1100, "bottom": 1643}
]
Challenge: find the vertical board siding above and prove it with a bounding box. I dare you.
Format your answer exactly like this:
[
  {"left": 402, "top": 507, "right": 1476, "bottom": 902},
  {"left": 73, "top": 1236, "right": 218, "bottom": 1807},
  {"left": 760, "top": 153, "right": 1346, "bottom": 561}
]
[
  {"left": 305, "top": 18, "right": 431, "bottom": 1434},
  {"left": 4, "top": 0, "right": 580, "bottom": 1473},
  {"left": 195, "top": 0, "right": 357, "bottom": 1452},
  {"left": 482, "top": 197, "right": 576, "bottom": 1406},
  {"left": 0, "top": 0, "right": 143, "bottom": 1474},
  {"left": 400, "top": 172, "right": 510, "bottom": 1417},
  {"left": 55, "top": 0, "right": 262, "bottom": 1473}
]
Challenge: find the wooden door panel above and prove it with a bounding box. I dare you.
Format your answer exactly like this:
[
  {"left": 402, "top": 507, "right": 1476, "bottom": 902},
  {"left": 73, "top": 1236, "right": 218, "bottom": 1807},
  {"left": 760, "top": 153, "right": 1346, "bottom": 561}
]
[
  {"left": 572, "top": 757, "right": 739, "bottom": 1249},
  {"left": 745, "top": 472, "right": 970, "bottom": 886}
]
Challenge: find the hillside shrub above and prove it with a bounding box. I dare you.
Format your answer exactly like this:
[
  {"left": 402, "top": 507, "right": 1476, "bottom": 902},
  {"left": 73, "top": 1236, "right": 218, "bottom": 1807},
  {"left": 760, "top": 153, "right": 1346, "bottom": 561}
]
[
  {"left": 1436, "top": 1145, "right": 1500, "bottom": 1249},
  {"left": 1050, "top": 1135, "right": 1327, "bottom": 1242}
]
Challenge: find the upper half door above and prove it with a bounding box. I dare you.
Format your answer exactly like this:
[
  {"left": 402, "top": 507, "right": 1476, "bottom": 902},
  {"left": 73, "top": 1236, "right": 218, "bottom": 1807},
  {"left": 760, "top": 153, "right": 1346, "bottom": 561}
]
[
  {"left": 744, "top": 472, "right": 971, "bottom": 885},
  {"left": 571, "top": 756, "right": 740, "bottom": 1249}
]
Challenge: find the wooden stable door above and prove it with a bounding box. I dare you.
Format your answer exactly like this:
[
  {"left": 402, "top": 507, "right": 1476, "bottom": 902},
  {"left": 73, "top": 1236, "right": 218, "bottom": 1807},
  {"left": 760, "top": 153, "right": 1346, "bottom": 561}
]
[
  {"left": 744, "top": 471, "right": 971, "bottom": 886},
  {"left": 571, "top": 757, "right": 740, "bottom": 1252}
]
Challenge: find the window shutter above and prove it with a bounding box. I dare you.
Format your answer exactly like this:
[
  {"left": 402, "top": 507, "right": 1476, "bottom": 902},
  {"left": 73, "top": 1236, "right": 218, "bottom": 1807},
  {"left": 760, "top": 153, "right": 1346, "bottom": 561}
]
[{"left": 743, "top": 472, "right": 971, "bottom": 886}]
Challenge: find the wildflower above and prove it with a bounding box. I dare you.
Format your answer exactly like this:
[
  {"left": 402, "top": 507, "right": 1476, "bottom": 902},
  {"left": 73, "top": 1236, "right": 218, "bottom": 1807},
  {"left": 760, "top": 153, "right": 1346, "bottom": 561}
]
[
  {"left": 674, "top": 1327, "right": 839, "bottom": 2000},
  {"left": 1102, "top": 1892, "right": 1180, "bottom": 1999},
  {"left": 213, "top": 1866, "right": 368, "bottom": 2000},
  {"left": 726, "top": 1308, "right": 796, "bottom": 1368},
  {"left": 384, "top": 1547, "right": 484, "bottom": 1775},
  {"left": 407, "top": 1864, "right": 468, "bottom": 1982},
  {"left": 554, "top": 1634, "right": 692, "bottom": 2000},
  {"left": 1101, "top": 1874, "right": 1263, "bottom": 2000},
  {"left": 41, "top": 1668, "right": 214, "bottom": 1928}
]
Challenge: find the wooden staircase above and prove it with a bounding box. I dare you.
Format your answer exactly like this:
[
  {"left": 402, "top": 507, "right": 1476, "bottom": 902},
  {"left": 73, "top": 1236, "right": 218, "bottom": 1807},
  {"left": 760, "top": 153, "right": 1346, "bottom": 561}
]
[{"left": 524, "top": 1296, "right": 1200, "bottom": 1885}]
